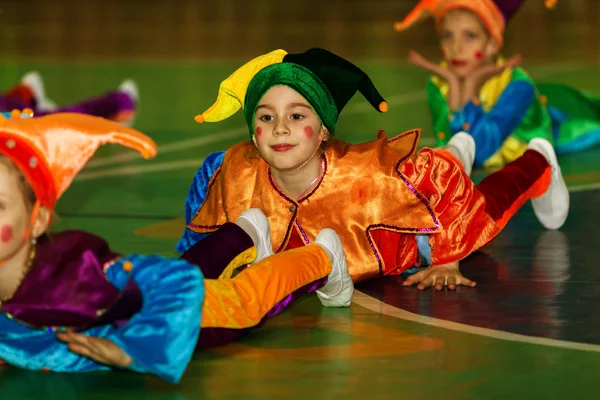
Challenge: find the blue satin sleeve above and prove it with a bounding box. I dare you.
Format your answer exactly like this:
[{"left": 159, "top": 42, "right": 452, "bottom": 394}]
[
  {"left": 176, "top": 151, "right": 226, "bottom": 253},
  {"left": 0, "top": 315, "right": 117, "bottom": 374},
  {"left": 401, "top": 235, "right": 432, "bottom": 277},
  {"left": 0, "top": 254, "right": 204, "bottom": 384},
  {"left": 450, "top": 80, "right": 535, "bottom": 167},
  {"left": 104, "top": 255, "right": 204, "bottom": 383}
]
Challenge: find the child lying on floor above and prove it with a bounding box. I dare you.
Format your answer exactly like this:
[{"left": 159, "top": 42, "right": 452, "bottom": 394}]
[{"left": 0, "top": 112, "right": 353, "bottom": 383}]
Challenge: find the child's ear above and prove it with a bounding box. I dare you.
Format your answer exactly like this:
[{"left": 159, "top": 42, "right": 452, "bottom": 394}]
[
  {"left": 319, "top": 125, "right": 330, "bottom": 142},
  {"left": 485, "top": 40, "right": 500, "bottom": 59},
  {"left": 32, "top": 206, "right": 52, "bottom": 239}
]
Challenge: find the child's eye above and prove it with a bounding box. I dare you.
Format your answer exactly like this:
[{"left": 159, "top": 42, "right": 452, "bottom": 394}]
[
  {"left": 291, "top": 113, "right": 304, "bottom": 120},
  {"left": 465, "top": 32, "right": 479, "bottom": 40},
  {"left": 259, "top": 115, "right": 274, "bottom": 122}
]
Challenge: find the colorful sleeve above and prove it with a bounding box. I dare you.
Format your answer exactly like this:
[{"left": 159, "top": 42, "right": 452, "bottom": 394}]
[
  {"left": 0, "top": 255, "right": 204, "bottom": 384},
  {"left": 176, "top": 151, "right": 226, "bottom": 253},
  {"left": 416, "top": 234, "right": 432, "bottom": 266},
  {"left": 405, "top": 148, "right": 497, "bottom": 266},
  {"left": 450, "top": 80, "right": 535, "bottom": 167},
  {"left": 427, "top": 78, "right": 452, "bottom": 147}
]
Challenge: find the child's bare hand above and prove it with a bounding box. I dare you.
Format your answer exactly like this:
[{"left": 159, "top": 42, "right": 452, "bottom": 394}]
[
  {"left": 57, "top": 331, "right": 133, "bottom": 368},
  {"left": 466, "top": 54, "right": 522, "bottom": 90},
  {"left": 408, "top": 50, "right": 459, "bottom": 84},
  {"left": 402, "top": 262, "right": 476, "bottom": 290}
]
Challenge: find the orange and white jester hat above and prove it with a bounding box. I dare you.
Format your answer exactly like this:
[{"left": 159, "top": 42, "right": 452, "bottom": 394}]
[
  {"left": 0, "top": 112, "right": 157, "bottom": 210},
  {"left": 393, "top": 0, "right": 557, "bottom": 47}
]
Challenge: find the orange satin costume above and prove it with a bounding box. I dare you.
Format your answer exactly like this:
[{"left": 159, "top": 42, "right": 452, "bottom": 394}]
[
  {"left": 201, "top": 243, "right": 331, "bottom": 329},
  {"left": 188, "top": 128, "right": 551, "bottom": 283}
]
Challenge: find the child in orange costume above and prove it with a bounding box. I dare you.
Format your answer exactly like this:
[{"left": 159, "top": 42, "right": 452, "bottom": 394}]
[{"left": 179, "top": 47, "right": 570, "bottom": 292}]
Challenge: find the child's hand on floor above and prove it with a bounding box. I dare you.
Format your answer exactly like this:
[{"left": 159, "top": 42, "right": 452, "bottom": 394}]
[
  {"left": 57, "top": 331, "right": 133, "bottom": 368},
  {"left": 402, "top": 262, "right": 476, "bottom": 291}
]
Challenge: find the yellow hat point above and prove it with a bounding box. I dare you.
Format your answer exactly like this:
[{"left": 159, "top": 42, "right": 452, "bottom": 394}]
[
  {"left": 194, "top": 114, "right": 205, "bottom": 124},
  {"left": 379, "top": 102, "right": 389, "bottom": 113},
  {"left": 197, "top": 49, "right": 288, "bottom": 124}
]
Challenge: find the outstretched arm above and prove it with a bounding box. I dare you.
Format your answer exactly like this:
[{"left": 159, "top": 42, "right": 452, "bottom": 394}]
[{"left": 1, "top": 254, "right": 204, "bottom": 384}]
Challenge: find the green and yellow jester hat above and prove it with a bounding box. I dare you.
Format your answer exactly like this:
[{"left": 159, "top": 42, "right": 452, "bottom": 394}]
[{"left": 195, "top": 48, "right": 389, "bottom": 135}]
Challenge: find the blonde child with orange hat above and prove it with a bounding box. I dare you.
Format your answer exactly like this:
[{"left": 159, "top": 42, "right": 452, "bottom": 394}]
[
  {"left": 0, "top": 113, "right": 352, "bottom": 383},
  {"left": 395, "top": 0, "right": 600, "bottom": 171}
]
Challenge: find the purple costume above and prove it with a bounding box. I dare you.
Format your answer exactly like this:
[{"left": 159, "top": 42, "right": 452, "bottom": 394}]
[{"left": 1, "top": 83, "right": 135, "bottom": 122}]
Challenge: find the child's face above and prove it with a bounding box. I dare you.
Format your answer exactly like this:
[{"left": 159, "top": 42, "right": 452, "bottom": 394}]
[
  {"left": 0, "top": 164, "right": 33, "bottom": 259},
  {"left": 440, "top": 10, "right": 498, "bottom": 78},
  {"left": 252, "top": 85, "right": 328, "bottom": 171}
]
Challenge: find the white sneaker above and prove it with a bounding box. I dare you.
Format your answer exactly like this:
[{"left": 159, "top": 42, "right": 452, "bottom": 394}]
[
  {"left": 446, "top": 131, "right": 475, "bottom": 176},
  {"left": 119, "top": 79, "right": 139, "bottom": 103},
  {"left": 117, "top": 80, "right": 139, "bottom": 127},
  {"left": 527, "top": 138, "right": 569, "bottom": 230},
  {"left": 21, "top": 71, "right": 57, "bottom": 112},
  {"left": 314, "top": 229, "right": 354, "bottom": 307},
  {"left": 236, "top": 208, "right": 274, "bottom": 264}
]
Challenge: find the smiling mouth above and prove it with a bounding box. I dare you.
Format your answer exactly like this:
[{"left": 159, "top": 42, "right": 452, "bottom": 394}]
[
  {"left": 450, "top": 59, "right": 468, "bottom": 66},
  {"left": 271, "top": 144, "right": 296, "bottom": 152}
]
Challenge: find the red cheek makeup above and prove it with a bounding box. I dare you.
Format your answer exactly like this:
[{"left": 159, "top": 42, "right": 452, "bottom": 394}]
[
  {"left": 1, "top": 225, "right": 13, "bottom": 243},
  {"left": 303, "top": 125, "right": 315, "bottom": 139}
]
